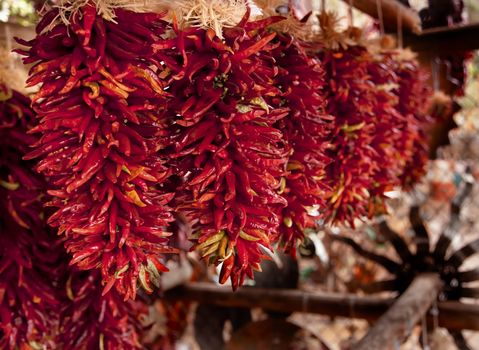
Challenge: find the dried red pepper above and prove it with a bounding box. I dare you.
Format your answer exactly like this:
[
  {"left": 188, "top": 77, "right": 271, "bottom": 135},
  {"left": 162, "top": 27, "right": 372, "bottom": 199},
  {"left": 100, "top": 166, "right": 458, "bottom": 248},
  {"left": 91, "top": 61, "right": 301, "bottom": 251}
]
[
  {"left": 155, "top": 14, "right": 290, "bottom": 289},
  {"left": 0, "top": 83, "right": 60, "bottom": 349},
  {"left": 58, "top": 270, "right": 147, "bottom": 350},
  {"left": 265, "top": 31, "right": 332, "bottom": 254},
  {"left": 364, "top": 50, "right": 406, "bottom": 214},
  {"left": 392, "top": 53, "right": 433, "bottom": 188},
  {"left": 318, "top": 44, "right": 400, "bottom": 225},
  {"left": 18, "top": 3, "right": 176, "bottom": 299}
]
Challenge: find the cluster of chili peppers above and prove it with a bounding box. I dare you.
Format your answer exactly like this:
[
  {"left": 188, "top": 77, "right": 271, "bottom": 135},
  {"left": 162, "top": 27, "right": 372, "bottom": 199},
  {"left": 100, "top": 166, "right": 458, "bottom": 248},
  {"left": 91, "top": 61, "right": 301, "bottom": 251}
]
[
  {"left": 156, "top": 13, "right": 291, "bottom": 289},
  {"left": 2, "top": 2, "right": 435, "bottom": 347},
  {"left": 365, "top": 50, "right": 406, "bottom": 213},
  {"left": 317, "top": 41, "right": 432, "bottom": 225},
  {"left": 18, "top": 4, "right": 176, "bottom": 300},
  {"left": 0, "top": 83, "right": 60, "bottom": 349},
  {"left": 393, "top": 55, "right": 433, "bottom": 188},
  {"left": 58, "top": 270, "right": 148, "bottom": 350},
  {"left": 268, "top": 32, "right": 332, "bottom": 254},
  {"left": 319, "top": 45, "right": 387, "bottom": 225}
]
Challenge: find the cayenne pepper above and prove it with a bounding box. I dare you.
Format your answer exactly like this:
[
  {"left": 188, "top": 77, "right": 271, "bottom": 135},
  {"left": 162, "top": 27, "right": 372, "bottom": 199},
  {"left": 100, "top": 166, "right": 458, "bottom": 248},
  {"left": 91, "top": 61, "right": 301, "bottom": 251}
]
[
  {"left": 0, "top": 82, "right": 60, "bottom": 349},
  {"left": 19, "top": 3, "right": 176, "bottom": 300},
  {"left": 155, "top": 12, "right": 290, "bottom": 289}
]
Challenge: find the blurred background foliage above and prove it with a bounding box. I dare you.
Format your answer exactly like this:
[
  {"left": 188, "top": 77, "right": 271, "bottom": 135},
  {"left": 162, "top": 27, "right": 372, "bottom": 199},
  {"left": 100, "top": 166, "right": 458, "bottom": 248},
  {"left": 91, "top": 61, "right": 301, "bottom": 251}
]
[{"left": 0, "top": 0, "right": 35, "bottom": 25}]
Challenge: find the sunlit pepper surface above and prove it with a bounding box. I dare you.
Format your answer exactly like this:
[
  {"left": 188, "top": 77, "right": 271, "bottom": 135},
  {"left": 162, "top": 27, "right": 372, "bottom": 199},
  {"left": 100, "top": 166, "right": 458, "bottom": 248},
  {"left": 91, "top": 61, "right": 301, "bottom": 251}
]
[
  {"left": 0, "top": 83, "right": 59, "bottom": 349},
  {"left": 19, "top": 4, "right": 177, "bottom": 300}
]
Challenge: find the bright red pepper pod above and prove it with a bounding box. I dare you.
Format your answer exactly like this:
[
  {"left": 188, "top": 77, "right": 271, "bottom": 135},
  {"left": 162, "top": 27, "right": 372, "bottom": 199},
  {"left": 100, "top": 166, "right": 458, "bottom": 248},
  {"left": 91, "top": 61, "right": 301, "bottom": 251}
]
[
  {"left": 0, "top": 82, "right": 61, "bottom": 349},
  {"left": 155, "top": 15, "right": 291, "bottom": 288},
  {"left": 58, "top": 270, "right": 147, "bottom": 350},
  {"left": 18, "top": 3, "right": 177, "bottom": 300},
  {"left": 392, "top": 51, "right": 433, "bottom": 188},
  {"left": 265, "top": 31, "right": 332, "bottom": 254}
]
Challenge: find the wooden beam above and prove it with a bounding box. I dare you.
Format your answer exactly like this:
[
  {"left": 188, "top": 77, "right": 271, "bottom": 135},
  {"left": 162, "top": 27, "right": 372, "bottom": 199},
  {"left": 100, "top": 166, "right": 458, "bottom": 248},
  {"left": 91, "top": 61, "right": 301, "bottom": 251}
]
[
  {"left": 354, "top": 274, "right": 443, "bottom": 350},
  {"left": 164, "top": 281, "right": 479, "bottom": 331},
  {"left": 166, "top": 282, "right": 387, "bottom": 321},
  {"left": 437, "top": 301, "right": 479, "bottom": 333},
  {"left": 404, "top": 22, "right": 479, "bottom": 54},
  {"left": 343, "top": 0, "right": 421, "bottom": 33}
]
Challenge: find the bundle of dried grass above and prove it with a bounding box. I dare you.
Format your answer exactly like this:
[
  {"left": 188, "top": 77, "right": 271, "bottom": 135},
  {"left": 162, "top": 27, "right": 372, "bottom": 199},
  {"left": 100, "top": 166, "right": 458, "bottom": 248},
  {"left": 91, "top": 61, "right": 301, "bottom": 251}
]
[
  {"left": 154, "top": 0, "right": 248, "bottom": 38},
  {"left": 54, "top": 0, "right": 248, "bottom": 39},
  {"left": 315, "top": 11, "right": 363, "bottom": 50},
  {"left": 54, "top": 0, "right": 166, "bottom": 23}
]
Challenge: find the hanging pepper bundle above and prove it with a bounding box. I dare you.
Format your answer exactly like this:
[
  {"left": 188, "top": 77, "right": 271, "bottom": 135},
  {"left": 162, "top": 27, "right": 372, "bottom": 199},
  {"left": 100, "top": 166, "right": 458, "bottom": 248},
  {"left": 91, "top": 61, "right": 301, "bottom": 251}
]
[
  {"left": 314, "top": 14, "right": 431, "bottom": 225},
  {"left": 362, "top": 41, "right": 434, "bottom": 190},
  {"left": 256, "top": 19, "right": 332, "bottom": 252},
  {"left": 318, "top": 43, "right": 385, "bottom": 225},
  {"left": 18, "top": 2, "right": 177, "bottom": 299},
  {"left": 272, "top": 34, "right": 332, "bottom": 254},
  {"left": 0, "top": 82, "right": 60, "bottom": 349},
  {"left": 393, "top": 51, "right": 433, "bottom": 188},
  {"left": 363, "top": 49, "right": 405, "bottom": 214},
  {"left": 58, "top": 270, "right": 147, "bottom": 350},
  {"left": 155, "top": 10, "right": 290, "bottom": 289}
]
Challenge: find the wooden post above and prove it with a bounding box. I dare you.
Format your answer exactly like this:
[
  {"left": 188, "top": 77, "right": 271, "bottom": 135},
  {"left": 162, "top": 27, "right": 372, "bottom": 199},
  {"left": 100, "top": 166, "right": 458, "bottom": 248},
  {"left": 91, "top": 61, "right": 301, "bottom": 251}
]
[
  {"left": 354, "top": 273, "right": 443, "bottom": 350},
  {"left": 164, "top": 281, "right": 479, "bottom": 331}
]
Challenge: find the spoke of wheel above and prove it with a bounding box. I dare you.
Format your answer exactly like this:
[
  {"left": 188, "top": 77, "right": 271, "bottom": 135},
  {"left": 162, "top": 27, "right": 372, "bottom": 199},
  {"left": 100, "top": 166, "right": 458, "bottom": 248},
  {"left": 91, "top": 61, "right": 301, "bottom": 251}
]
[
  {"left": 434, "top": 233, "right": 453, "bottom": 262},
  {"left": 447, "top": 239, "right": 479, "bottom": 268},
  {"left": 451, "top": 181, "right": 472, "bottom": 216},
  {"left": 330, "top": 235, "right": 400, "bottom": 273},
  {"left": 378, "top": 221, "right": 411, "bottom": 262},
  {"left": 459, "top": 287, "right": 479, "bottom": 299},
  {"left": 409, "top": 206, "right": 430, "bottom": 256},
  {"left": 457, "top": 269, "right": 479, "bottom": 283},
  {"left": 449, "top": 330, "right": 472, "bottom": 350},
  {"left": 435, "top": 182, "right": 471, "bottom": 261}
]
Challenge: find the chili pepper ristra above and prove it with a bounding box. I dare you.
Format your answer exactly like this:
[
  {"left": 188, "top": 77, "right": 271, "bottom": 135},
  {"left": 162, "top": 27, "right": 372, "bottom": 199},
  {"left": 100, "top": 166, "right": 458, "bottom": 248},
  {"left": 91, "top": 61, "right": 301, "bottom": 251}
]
[
  {"left": 0, "top": 81, "right": 60, "bottom": 349},
  {"left": 18, "top": 1, "right": 177, "bottom": 300},
  {"left": 154, "top": 9, "right": 290, "bottom": 289}
]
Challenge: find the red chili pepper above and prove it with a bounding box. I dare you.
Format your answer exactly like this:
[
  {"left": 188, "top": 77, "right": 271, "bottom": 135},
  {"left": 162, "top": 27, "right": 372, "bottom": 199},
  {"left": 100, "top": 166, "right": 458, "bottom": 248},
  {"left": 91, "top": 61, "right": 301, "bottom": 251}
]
[
  {"left": 159, "top": 17, "right": 291, "bottom": 289},
  {"left": 1, "top": 81, "right": 64, "bottom": 349},
  {"left": 19, "top": 4, "right": 175, "bottom": 306},
  {"left": 219, "top": 255, "right": 234, "bottom": 284},
  {"left": 234, "top": 32, "right": 276, "bottom": 60},
  {"left": 243, "top": 16, "right": 285, "bottom": 31}
]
